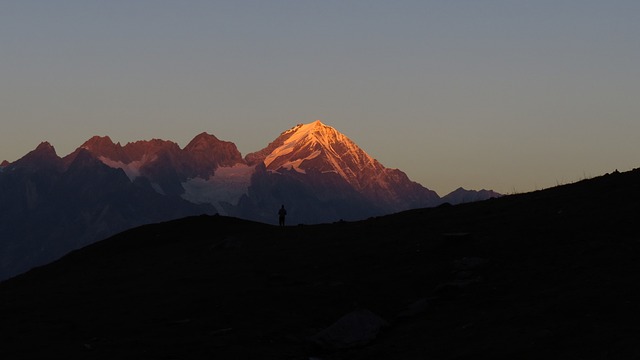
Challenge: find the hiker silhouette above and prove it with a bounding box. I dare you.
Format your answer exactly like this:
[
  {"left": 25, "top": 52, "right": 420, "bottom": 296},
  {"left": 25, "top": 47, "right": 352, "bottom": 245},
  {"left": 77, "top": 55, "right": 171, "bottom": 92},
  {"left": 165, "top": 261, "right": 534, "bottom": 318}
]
[{"left": 278, "top": 205, "right": 287, "bottom": 226}]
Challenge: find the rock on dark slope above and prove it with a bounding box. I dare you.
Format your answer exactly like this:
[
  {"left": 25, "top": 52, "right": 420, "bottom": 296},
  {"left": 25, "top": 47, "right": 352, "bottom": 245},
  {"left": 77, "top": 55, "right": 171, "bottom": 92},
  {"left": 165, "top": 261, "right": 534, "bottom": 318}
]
[{"left": 1, "top": 169, "right": 639, "bottom": 359}]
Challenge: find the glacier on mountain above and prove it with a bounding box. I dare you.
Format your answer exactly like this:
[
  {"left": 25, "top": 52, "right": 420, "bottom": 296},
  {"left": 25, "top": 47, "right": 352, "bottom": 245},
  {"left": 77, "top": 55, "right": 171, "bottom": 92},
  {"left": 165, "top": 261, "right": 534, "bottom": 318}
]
[
  {"left": 181, "top": 164, "right": 255, "bottom": 214},
  {"left": 98, "top": 155, "right": 157, "bottom": 181},
  {"left": 274, "top": 150, "right": 322, "bottom": 174}
]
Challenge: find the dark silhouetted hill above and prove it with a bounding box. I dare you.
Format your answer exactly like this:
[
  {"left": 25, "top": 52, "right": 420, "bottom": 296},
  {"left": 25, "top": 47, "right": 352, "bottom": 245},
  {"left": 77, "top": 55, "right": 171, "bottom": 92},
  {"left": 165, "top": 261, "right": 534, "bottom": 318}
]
[
  {"left": 0, "top": 168, "right": 638, "bottom": 359},
  {"left": 441, "top": 187, "right": 502, "bottom": 204}
]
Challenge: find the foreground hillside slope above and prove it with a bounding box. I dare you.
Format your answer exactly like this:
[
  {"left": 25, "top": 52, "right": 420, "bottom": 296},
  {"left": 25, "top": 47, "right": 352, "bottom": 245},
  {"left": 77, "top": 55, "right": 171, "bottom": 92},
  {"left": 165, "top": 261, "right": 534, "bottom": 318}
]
[{"left": 1, "top": 168, "right": 639, "bottom": 359}]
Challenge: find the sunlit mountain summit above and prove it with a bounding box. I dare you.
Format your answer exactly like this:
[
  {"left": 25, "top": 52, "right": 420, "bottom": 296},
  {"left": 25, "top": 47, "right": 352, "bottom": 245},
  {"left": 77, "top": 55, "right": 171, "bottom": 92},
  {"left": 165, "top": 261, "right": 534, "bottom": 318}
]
[
  {"left": 244, "top": 120, "right": 440, "bottom": 217},
  {"left": 247, "top": 120, "right": 371, "bottom": 178},
  {"left": 249, "top": 120, "right": 394, "bottom": 186}
]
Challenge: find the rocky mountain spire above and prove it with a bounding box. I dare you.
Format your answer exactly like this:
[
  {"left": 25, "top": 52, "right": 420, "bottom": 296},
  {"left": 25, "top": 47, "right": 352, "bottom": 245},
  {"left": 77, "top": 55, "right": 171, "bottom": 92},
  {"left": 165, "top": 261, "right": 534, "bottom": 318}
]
[{"left": 8, "top": 142, "right": 63, "bottom": 173}]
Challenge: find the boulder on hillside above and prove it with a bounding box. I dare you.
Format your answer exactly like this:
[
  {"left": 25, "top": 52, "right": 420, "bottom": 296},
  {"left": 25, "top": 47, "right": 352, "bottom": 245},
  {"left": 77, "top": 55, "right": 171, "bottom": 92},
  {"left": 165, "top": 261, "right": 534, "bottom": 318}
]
[{"left": 310, "top": 309, "right": 389, "bottom": 349}]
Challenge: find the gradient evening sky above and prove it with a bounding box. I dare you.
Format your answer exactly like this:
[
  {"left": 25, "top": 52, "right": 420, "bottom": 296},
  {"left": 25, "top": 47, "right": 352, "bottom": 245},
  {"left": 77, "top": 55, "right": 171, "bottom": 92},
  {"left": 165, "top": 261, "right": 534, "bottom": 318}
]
[{"left": 1, "top": 1, "right": 638, "bottom": 195}]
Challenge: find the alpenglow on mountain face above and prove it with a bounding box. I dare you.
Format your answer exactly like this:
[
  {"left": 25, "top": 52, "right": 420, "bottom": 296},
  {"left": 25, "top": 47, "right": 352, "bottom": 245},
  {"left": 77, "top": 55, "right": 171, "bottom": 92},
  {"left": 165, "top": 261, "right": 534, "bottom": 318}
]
[
  {"left": 0, "top": 120, "right": 499, "bottom": 280},
  {"left": 244, "top": 120, "right": 440, "bottom": 216},
  {"left": 247, "top": 121, "right": 393, "bottom": 186}
]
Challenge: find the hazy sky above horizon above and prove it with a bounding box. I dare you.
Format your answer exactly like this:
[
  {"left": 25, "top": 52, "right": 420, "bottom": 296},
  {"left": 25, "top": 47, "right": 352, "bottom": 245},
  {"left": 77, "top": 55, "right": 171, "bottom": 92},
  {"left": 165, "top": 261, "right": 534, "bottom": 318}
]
[{"left": 2, "top": 1, "right": 639, "bottom": 195}]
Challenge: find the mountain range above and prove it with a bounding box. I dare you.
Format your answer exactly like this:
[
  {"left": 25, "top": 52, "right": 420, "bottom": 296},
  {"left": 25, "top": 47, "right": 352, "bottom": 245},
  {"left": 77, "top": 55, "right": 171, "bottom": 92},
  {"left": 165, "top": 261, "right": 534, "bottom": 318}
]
[
  {"left": 1, "top": 167, "right": 638, "bottom": 358},
  {"left": 0, "top": 120, "right": 499, "bottom": 280}
]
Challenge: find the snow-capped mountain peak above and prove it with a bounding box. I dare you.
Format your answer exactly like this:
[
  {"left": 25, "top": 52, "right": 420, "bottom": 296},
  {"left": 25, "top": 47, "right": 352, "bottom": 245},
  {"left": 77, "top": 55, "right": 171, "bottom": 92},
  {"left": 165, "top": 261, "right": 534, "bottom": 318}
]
[
  {"left": 244, "top": 120, "right": 441, "bottom": 213},
  {"left": 256, "top": 120, "right": 378, "bottom": 187},
  {"left": 247, "top": 120, "right": 385, "bottom": 194}
]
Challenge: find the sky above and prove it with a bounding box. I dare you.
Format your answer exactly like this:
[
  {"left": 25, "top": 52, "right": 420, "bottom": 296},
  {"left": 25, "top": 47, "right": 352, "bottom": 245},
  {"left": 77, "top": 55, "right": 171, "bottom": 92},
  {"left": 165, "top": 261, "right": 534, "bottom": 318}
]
[{"left": 1, "top": 1, "right": 639, "bottom": 196}]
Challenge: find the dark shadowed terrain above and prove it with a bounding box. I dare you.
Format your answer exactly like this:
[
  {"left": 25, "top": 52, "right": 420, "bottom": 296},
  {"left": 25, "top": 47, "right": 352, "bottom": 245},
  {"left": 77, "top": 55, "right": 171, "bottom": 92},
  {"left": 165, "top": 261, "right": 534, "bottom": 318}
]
[{"left": 1, "top": 169, "right": 639, "bottom": 359}]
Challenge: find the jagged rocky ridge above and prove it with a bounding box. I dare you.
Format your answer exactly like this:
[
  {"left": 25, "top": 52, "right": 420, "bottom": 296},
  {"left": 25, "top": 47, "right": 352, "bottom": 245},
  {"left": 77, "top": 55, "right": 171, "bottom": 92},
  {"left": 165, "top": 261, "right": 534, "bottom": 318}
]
[{"left": 68, "top": 121, "right": 487, "bottom": 222}]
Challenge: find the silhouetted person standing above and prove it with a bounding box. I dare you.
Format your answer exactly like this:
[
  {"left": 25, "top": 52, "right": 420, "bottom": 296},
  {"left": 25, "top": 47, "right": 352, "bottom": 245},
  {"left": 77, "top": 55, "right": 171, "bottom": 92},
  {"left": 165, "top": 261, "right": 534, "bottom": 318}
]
[{"left": 278, "top": 205, "right": 287, "bottom": 227}]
